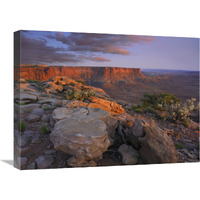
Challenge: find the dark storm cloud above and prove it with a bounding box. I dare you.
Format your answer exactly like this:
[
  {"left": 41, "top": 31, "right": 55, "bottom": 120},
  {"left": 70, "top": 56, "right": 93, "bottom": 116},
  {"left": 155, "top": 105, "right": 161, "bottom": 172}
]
[
  {"left": 20, "top": 34, "right": 110, "bottom": 64},
  {"left": 49, "top": 32, "right": 154, "bottom": 55}
]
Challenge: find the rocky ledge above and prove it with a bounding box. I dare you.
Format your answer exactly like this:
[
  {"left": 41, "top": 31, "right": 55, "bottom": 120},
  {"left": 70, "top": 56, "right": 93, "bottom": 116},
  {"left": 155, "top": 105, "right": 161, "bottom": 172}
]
[{"left": 14, "top": 76, "right": 199, "bottom": 169}]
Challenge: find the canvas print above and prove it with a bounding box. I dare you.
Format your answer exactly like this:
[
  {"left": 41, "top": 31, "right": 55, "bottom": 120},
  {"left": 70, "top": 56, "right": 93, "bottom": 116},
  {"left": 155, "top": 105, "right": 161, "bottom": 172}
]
[{"left": 14, "top": 30, "right": 199, "bottom": 170}]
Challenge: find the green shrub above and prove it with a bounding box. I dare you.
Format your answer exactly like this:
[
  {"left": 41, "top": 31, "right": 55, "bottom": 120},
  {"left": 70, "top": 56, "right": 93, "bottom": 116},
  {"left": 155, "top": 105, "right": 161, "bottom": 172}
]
[
  {"left": 69, "top": 82, "right": 75, "bottom": 86},
  {"left": 18, "top": 121, "right": 26, "bottom": 132},
  {"left": 37, "top": 85, "right": 44, "bottom": 91},
  {"left": 26, "top": 79, "right": 39, "bottom": 83},
  {"left": 66, "top": 89, "right": 96, "bottom": 101},
  {"left": 175, "top": 144, "right": 184, "bottom": 149},
  {"left": 41, "top": 124, "right": 49, "bottom": 134},
  {"left": 126, "top": 107, "right": 131, "bottom": 111},
  {"left": 141, "top": 93, "right": 181, "bottom": 110},
  {"left": 18, "top": 102, "right": 26, "bottom": 105},
  {"left": 43, "top": 106, "right": 50, "bottom": 111},
  {"left": 181, "top": 121, "right": 190, "bottom": 128},
  {"left": 134, "top": 108, "right": 142, "bottom": 113},
  {"left": 66, "top": 89, "right": 74, "bottom": 100},
  {"left": 76, "top": 80, "right": 86, "bottom": 85},
  {"left": 136, "top": 93, "right": 196, "bottom": 123}
]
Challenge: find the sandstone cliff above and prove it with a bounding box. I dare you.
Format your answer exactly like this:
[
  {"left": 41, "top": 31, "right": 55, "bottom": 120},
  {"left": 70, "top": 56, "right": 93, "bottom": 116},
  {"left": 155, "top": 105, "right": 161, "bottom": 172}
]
[{"left": 14, "top": 65, "right": 143, "bottom": 83}]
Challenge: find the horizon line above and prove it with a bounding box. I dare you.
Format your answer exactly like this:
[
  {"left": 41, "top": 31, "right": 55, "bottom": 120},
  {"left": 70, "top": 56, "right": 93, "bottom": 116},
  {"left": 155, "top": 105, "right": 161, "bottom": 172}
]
[{"left": 16, "top": 64, "right": 199, "bottom": 72}]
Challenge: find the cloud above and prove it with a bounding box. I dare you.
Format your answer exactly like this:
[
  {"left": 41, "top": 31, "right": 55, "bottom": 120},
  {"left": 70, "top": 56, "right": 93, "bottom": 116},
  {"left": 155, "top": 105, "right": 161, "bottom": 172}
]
[
  {"left": 20, "top": 35, "right": 80, "bottom": 64},
  {"left": 49, "top": 32, "right": 154, "bottom": 55},
  {"left": 89, "top": 56, "right": 111, "bottom": 62},
  {"left": 20, "top": 34, "right": 110, "bottom": 65}
]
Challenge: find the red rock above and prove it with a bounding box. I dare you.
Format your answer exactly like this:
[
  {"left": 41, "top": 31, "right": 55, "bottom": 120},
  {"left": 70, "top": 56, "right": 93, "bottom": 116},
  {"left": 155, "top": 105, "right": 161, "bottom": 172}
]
[
  {"left": 88, "top": 97, "right": 125, "bottom": 115},
  {"left": 15, "top": 66, "right": 143, "bottom": 83}
]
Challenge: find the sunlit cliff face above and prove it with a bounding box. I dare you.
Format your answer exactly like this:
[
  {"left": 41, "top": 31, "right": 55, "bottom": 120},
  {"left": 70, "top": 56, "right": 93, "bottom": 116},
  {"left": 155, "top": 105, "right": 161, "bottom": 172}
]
[{"left": 15, "top": 66, "right": 143, "bottom": 83}]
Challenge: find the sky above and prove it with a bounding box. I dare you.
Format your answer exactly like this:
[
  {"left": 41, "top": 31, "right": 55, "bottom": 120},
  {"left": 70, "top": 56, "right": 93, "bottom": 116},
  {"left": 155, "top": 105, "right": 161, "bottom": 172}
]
[{"left": 18, "top": 30, "right": 199, "bottom": 71}]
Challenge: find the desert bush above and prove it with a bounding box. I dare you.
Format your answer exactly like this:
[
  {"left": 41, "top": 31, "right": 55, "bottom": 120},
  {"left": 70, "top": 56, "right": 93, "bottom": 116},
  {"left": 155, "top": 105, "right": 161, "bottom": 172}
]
[
  {"left": 43, "top": 106, "right": 50, "bottom": 111},
  {"left": 167, "top": 98, "right": 196, "bottom": 121},
  {"left": 41, "top": 124, "right": 49, "bottom": 134},
  {"left": 26, "top": 79, "right": 39, "bottom": 83},
  {"left": 66, "top": 89, "right": 96, "bottom": 101},
  {"left": 18, "top": 102, "right": 26, "bottom": 105},
  {"left": 69, "top": 82, "right": 75, "bottom": 86},
  {"left": 18, "top": 121, "right": 26, "bottom": 132},
  {"left": 76, "top": 80, "right": 86, "bottom": 85},
  {"left": 175, "top": 144, "right": 184, "bottom": 149},
  {"left": 141, "top": 93, "right": 181, "bottom": 110},
  {"left": 134, "top": 93, "right": 196, "bottom": 123}
]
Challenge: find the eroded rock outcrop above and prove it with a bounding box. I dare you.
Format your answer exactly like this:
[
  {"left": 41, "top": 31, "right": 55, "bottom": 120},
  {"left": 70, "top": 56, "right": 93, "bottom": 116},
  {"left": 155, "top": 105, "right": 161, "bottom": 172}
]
[
  {"left": 15, "top": 66, "right": 142, "bottom": 83},
  {"left": 50, "top": 107, "right": 118, "bottom": 167},
  {"left": 88, "top": 97, "right": 125, "bottom": 115},
  {"left": 139, "top": 120, "right": 178, "bottom": 164}
]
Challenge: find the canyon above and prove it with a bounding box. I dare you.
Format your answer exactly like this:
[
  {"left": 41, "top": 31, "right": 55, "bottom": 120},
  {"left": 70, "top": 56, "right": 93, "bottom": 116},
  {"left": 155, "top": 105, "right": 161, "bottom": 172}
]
[
  {"left": 15, "top": 65, "right": 199, "bottom": 105},
  {"left": 15, "top": 65, "right": 143, "bottom": 83}
]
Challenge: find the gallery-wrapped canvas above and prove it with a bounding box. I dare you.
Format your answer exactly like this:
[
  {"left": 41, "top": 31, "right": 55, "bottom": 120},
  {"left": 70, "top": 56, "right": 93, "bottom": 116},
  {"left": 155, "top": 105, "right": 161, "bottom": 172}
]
[{"left": 14, "top": 30, "right": 199, "bottom": 170}]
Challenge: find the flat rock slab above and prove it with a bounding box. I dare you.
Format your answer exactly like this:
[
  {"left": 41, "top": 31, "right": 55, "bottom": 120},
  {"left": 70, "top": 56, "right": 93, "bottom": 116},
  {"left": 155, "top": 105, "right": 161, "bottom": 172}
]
[
  {"left": 51, "top": 118, "right": 110, "bottom": 161},
  {"left": 26, "top": 114, "right": 41, "bottom": 122},
  {"left": 31, "top": 108, "right": 44, "bottom": 116},
  {"left": 50, "top": 107, "right": 117, "bottom": 167},
  {"left": 15, "top": 103, "right": 41, "bottom": 113},
  {"left": 14, "top": 93, "right": 37, "bottom": 102},
  {"left": 52, "top": 107, "right": 88, "bottom": 121},
  {"left": 52, "top": 107, "right": 112, "bottom": 122}
]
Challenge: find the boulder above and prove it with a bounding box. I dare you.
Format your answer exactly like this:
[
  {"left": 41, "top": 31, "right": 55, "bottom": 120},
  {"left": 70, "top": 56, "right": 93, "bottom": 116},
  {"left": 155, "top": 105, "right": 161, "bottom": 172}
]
[
  {"left": 31, "top": 108, "right": 44, "bottom": 117},
  {"left": 15, "top": 103, "right": 41, "bottom": 114},
  {"left": 139, "top": 120, "right": 178, "bottom": 164},
  {"left": 52, "top": 107, "right": 88, "bottom": 121},
  {"left": 16, "top": 135, "right": 30, "bottom": 147},
  {"left": 51, "top": 117, "right": 110, "bottom": 167},
  {"left": 130, "top": 118, "right": 146, "bottom": 137},
  {"left": 51, "top": 107, "right": 118, "bottom": 141},
  {"left": 115, "top": 113, "right": 135, "bottom": 127},
  {"left": 88, "top": 97, "right": 125, "bottom": 115},
  {"left": 50, "top": 107, "right": 117, "bottom": 167},
  {"left": 126, "top": 118, "right": 146, "bottom": 149},
  {"left": 42, "top": 115, "right": 50, "bottom": 122},
  {"left": 35, "top": 155, "right": 54, "bottom": 169},
  {"left": 26, "top": 114, "right": 41, "bottom": 122},
  {"left": 38, "top": 98, "right": 58, "bottom": 105},
  {"left": 23, "top": 130, "right": 35, "bottom": 137},
  {"left": 14, "top": 93, "right": 37, "bottom": 103},
  {"left": 118, "top": 144, "right": 139, "bottom": 165}
]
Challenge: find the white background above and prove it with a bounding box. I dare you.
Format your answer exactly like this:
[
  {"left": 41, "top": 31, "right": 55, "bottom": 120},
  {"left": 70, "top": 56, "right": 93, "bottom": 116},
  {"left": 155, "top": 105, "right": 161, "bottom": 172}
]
[{"left": 0, "top": 0, "right": 199, "bottom": 199}]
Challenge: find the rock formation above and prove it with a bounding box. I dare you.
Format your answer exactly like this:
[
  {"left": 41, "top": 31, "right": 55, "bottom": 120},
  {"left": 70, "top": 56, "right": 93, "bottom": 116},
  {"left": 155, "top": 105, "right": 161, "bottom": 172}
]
[
  {"left": 14, "top": 65, "right": 143, "bottom": 83},
  {"left": 50, "top": 107, "right": 117, "bottom": 167},
  {"left": 14, "top": 76, "right": 198, "bottom": 169},
  {"left": 139, "top": 120, "right": 178, "bottom": 164}
]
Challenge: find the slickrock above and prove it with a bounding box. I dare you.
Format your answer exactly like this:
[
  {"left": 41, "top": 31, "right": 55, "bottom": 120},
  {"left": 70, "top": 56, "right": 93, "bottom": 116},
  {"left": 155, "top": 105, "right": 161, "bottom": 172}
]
[
  {"left": 14, "top": 92, "right": 37, "bottom": 104},
  {"left": 50, "top": 107, "right": 118, "bottom": 166},
  {"left": 15, "top": 103, "right": 41, "bottom": 113}
]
